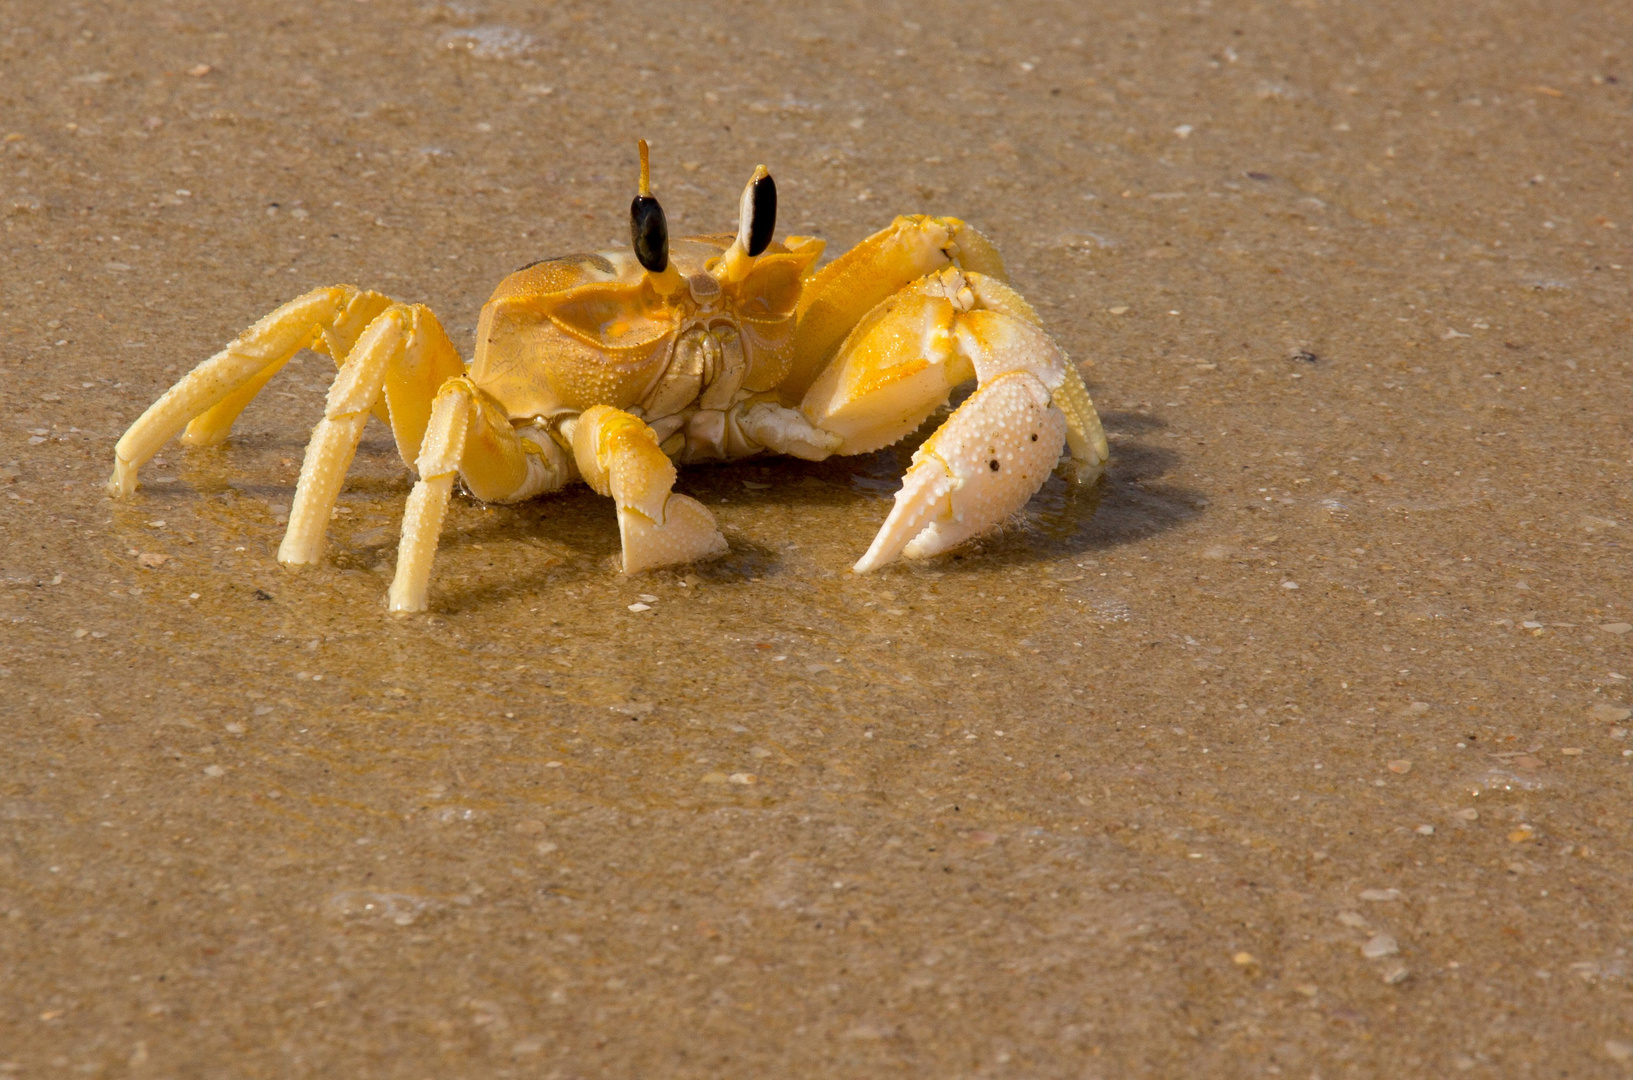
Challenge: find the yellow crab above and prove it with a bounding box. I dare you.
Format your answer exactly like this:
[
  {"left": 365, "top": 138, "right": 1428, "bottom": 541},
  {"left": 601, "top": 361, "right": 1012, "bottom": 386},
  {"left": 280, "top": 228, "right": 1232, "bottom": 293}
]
[{"left": 108, "top": 142, "right": 1108, "bottom": 612}]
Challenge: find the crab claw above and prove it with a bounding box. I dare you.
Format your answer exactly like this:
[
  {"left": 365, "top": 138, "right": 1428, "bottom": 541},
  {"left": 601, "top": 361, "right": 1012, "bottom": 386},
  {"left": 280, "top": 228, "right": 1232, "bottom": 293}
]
[{"left": 853, "top": 371, "right": 1067, "bottom": 573}]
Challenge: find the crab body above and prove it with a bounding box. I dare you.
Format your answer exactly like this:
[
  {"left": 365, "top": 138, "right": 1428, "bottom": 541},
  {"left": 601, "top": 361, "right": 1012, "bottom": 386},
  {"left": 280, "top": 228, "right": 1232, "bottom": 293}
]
[
  {"left": 471, "top": 233, "right": 820, "bottom": 464},
  {"left": 107, "top": 147, "right": 1108, "bottom": 612}
]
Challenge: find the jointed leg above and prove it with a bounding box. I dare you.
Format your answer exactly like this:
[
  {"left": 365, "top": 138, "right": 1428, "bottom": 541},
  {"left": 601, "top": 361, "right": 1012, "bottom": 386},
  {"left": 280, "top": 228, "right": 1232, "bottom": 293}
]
[
  {"left": 566, "top": 405, "right": 727, "bottom": 574},
  {"left": 279, "top": 303, "right": 466, "bottom": 564},
  {"left": 180, "top": 291, "right": 394, "bottom": 449},
  {"left": 1052, "top": 363, "right": 1109, "bottom": 484},
  {"left": 108, "top": 286, "right": 390, "bottom": 496},
  {"left": 389, "top": 378, "right": 573, "bottom": 612}
]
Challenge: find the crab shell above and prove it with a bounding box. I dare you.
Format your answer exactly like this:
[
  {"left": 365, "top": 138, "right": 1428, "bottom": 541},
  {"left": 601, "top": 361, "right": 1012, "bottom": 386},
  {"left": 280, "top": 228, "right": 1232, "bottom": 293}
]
[{"left": 470, "top": 234, "right": 826, "bottom": 433}]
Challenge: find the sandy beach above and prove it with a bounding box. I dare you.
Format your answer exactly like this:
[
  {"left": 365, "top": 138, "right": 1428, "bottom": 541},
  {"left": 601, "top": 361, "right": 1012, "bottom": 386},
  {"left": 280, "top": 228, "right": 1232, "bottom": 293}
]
[{"left": 2, "top": 0, "right": 1630, "bottom": 1074}]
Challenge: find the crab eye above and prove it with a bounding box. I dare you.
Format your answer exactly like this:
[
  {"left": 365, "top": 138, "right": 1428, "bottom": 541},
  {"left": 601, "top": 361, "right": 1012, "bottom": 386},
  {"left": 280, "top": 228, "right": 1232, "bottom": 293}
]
[
  {"left": 630, "top": 194, "right": 669, "bottom": 273},
  {"left": 738, "top": 167, "right": 777, "bottom": 257},
  {"left": 630, "top": 139, "right": 669, "bottom": 273}
]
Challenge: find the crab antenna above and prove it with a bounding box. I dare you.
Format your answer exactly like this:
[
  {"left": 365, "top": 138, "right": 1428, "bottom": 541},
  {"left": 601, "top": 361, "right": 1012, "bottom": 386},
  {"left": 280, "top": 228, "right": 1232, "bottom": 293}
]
[{"left": 638, "top": 138, "right": 652, "bottom": 198}]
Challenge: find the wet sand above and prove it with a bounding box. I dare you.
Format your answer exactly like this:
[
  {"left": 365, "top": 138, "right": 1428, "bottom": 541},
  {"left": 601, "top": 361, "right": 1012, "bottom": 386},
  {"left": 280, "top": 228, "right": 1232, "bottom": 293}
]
[{"left": 3, "top": 0, "right": 1631, "bottom": 1074}]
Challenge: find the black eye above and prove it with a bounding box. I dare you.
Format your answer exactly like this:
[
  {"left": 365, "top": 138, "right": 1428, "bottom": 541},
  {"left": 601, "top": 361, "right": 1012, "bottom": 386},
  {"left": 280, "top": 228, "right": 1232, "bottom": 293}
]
[
  {"left": 630, "top": 139, "right": 669, "bottom": 273},
  {"left": 745, "top": 171, "right": 776, "bottom": 257},
  {"left": 631, "top": 194, "right": 668, "bottom": 273}
]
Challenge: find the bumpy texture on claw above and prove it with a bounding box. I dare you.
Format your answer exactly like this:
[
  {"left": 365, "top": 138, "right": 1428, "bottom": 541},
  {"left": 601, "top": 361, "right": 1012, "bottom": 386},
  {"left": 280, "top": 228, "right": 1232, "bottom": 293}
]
[{"left": 853, "top": 373, "right": 1066, "bottom": 573}]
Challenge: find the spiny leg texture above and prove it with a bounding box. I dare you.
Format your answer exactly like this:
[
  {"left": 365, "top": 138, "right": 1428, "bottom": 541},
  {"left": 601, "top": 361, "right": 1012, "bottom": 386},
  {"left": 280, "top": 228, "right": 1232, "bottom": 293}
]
[
  {"left": 278, "top": 301, "right": 475, "bottom": 566},
  {"left": 108, "top": 286, "right": 388, "bottom": 497},
  {"left": 389, "top": 378, "right": 572, "bottom": 613},
  {"left": 280, "top": 304, "right": 413, "bottom": 565},
  {"left": 180, "top": 291, "right": 394, "bottom": 450}
]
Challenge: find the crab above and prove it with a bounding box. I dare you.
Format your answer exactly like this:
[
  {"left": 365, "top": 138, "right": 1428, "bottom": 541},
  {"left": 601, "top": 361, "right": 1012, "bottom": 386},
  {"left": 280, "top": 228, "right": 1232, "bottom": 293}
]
[{"left": 108, "top": 141, "right": 1108, "bottom": 612}]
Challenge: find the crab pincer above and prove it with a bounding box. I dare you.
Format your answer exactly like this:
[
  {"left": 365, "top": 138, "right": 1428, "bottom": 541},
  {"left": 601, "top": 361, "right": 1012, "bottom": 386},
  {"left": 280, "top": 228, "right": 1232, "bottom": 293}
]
[{"left": 850, "top": 309, "right": 1102, "bottom": 573}]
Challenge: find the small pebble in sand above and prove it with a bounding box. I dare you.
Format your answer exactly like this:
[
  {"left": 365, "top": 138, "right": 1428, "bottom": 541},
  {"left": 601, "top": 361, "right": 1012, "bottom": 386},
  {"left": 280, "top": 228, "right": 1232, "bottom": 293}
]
[
  {"left": 728, "top": 773, "right": 757, "bottom": 785},
  {"left": 627, "top": 602, "right": 651, "bottom": 613},
  {"left": 1387, "top": 759, "right": 1412, "bottom": 774},
  {"left": 1361, "top": 934, "right": 1399, "bottom": 959},
  {"left": 1456, "top": 808, "right": 1480, "bottom": 821},
  {"left": 1359, "top": 888, "right": 1402, "bottom": 902},
  {"left": 1589, "top": 704, "right": 1632, "bottom": 723},
  {"left": 1560, "top": 747, "right": 1583, "bottom": 756},
  {"left": 1605, "top": 1040, "right": 1632, "bottom": 1063},
  {"left": 1381, "top": 963, "right": 1410, "bottom": 985},
  {"left": 187, "top": 64, "right": 212, "bottom": 77},
  {"left": 1415, "top": 824, "right": 1435, "bottom": 836},
  {"left": 1508, "top": 825, "right": 1535, "bottom": 843},
  {"left": 203, "top": 765, "right": 225, "bottom": 778},
  {"left": 637, "top": 594, "right": 659, "bottom": 603},
  {"left": 137, "top": 552, "right": 169, "bottom": 569},
  {"left": 1599, "top": 623, "right": 1632, "bottom": 635},
  {"left": 1231, "top": 951, "right": 1256, "bottom": 966},
  {"left": 1337, "top": 911, "right": 1368, "bottom": 928},
  {"left": 1107, "top": 305, "right": 1130, "bottom": 315}
]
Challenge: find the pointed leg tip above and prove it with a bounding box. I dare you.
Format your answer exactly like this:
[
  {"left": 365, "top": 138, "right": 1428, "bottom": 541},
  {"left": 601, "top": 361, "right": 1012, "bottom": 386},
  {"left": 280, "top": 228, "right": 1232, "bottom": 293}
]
[
  {"left": 107, "top": 462, "right": 137, "bottom": 498},
  {"left": 386, "top": 575, "right": 429, "bottom": 613},
  {"left": 179, "top": 427, "right": 231, "bottom": 448},
  {"left": 852, "top": 550, "right": 888, "bottom": 574},
  {"left": 276, "top": 543, "right": 324, "bottom": 567},
  {"left": 1069, "top": 459, "right": 1106, "bottom": 486}
]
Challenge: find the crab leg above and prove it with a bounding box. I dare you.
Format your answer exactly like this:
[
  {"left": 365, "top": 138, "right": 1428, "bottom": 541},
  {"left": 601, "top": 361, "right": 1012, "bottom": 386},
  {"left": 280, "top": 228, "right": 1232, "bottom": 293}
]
[
  {"left": 278, "top": 301, "right": 470, "bottom": 564},
  {"left": 388, "top": 377, "right": 572, "bottom": 613},
  {"left": 181, "top": 290, "right": 394, "bottom": 449},
  {"left": 107, "top": 286, "right": 392, "bottom": 497},
  {"left": 280, "top": 305, "right": 400, "bottom": 564},
  {"left": 566, "top": 405, "right": 728, "bottom": 574}
]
